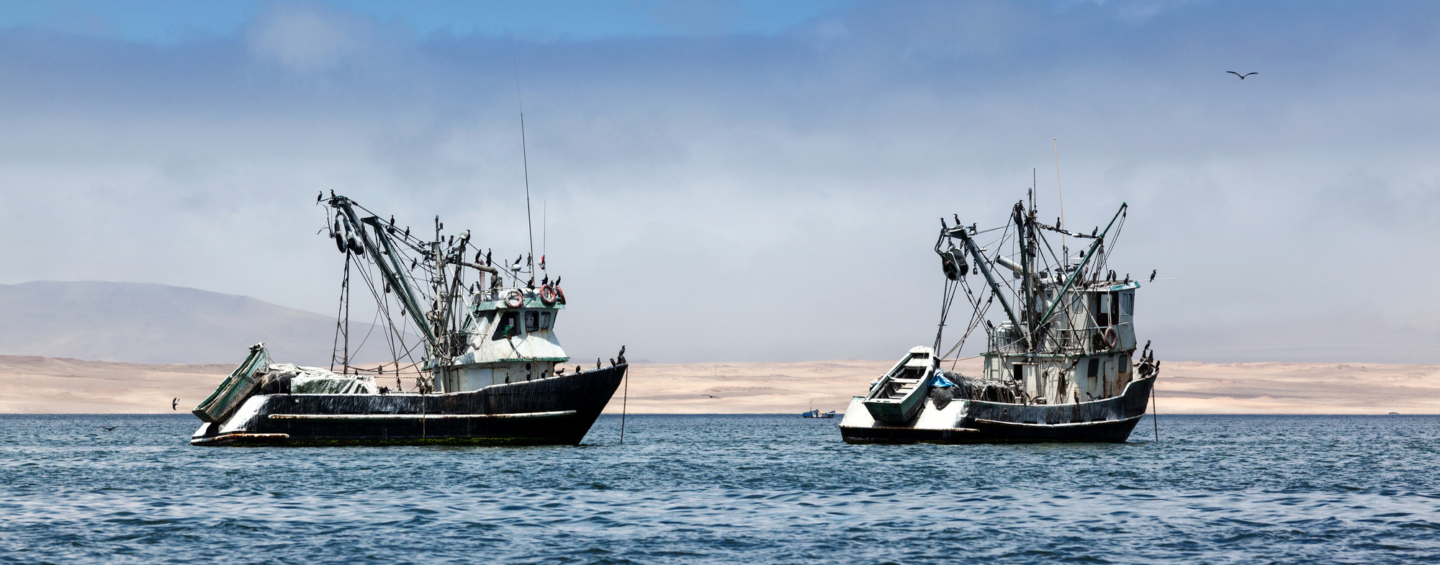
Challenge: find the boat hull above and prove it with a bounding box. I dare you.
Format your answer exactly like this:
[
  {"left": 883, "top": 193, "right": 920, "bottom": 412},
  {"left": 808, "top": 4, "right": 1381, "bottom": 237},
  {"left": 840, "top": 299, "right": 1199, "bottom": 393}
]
[
  {"left": 192, "top": 364, "right": 626, "bottom": 447},
  {"left": 840, "top": 376, "right": 1154, "bottom": 444}
]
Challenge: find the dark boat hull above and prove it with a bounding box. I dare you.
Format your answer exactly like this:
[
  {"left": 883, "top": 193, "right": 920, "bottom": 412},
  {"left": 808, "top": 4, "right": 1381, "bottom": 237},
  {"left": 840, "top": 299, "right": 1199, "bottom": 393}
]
[
  {"left": 192, "top": 364, "right": 627, "bottom": 447},
  {"left": 840, "top": 376, "right": 1154, "bottom": 444}
]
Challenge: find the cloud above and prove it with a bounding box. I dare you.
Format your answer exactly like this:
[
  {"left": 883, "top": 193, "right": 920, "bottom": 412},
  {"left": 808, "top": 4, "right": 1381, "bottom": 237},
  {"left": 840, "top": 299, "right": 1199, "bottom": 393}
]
[{"left": 246, "top": 2, "right": 371, "bottom": 72}]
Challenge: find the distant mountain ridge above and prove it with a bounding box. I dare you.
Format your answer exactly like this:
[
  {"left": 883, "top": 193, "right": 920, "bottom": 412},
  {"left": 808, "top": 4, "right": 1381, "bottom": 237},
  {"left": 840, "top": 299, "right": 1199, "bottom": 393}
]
[{"left": 0, "top": 281, "right": 374, "bottom": 365}]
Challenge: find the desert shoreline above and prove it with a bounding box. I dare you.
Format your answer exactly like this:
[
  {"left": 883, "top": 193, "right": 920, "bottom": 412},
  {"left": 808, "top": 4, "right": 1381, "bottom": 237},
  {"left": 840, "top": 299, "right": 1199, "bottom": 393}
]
[{"left": 1, "top": 355, "right": 1437, "bottom": 415}]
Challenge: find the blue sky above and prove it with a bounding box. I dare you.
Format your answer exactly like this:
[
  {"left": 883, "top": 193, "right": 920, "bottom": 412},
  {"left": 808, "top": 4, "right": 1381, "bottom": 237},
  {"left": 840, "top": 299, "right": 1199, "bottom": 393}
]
[
  {"left": 0, "top": 1, "right": 1437, "bottom": 363},
  {"left": 0, "top": 0, "right": 854, "bottom": 42}
]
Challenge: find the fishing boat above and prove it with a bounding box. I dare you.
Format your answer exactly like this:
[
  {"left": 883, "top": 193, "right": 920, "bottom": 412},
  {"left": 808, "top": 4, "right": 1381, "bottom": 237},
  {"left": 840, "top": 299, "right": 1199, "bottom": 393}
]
[
  {"left": 802, "top": 402, "right": 837, "bottom": 419},
  {"left": 840, "top": 195, "right": 1161, "bottom": 444},
  {"left": 190, "top": 194, "right": 627, "bottom": 446}
]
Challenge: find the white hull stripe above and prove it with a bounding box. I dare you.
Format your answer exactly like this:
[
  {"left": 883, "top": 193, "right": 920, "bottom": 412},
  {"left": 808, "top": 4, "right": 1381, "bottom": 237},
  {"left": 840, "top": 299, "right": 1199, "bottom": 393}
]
[{"left": 268, "top": 410, "right": 577, "bottom": 421}]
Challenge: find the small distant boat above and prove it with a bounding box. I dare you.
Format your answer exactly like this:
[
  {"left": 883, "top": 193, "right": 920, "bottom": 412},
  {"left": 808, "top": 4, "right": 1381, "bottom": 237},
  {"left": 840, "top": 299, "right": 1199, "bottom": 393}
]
[{"left": 802, "top": 409, "right": 836, "bottom": 419}]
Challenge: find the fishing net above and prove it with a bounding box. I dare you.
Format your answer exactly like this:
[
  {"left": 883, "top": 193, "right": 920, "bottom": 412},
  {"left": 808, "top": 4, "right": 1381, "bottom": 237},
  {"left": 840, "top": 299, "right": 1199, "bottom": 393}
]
[{"left": 259, "top": 364, "right": 378, "bottom": 395}]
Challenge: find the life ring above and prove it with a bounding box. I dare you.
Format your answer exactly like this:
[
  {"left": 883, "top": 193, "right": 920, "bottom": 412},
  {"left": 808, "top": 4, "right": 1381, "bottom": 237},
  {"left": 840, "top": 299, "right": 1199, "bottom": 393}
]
[
  {"left": 504, "top": 290, "right": 524, "bottom": 309},
  {"left": 1102, "top": 327, "right": 1118, "bottom": 349},
  {"left": 554, "top": 286, "right": 566, "bottom": 305},
  {"left": 540, "top": 285, "right": 557, "bottom": 306}
]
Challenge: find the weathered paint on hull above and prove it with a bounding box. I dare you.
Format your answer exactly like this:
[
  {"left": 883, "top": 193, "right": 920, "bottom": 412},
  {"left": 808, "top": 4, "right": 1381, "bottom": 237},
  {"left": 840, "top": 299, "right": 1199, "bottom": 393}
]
[
  {"left": 192, "top": 364, "right": 626, "bottom": 447},
  {"left": 840, "top": 376, "right": 1154, "bottom": 444}
]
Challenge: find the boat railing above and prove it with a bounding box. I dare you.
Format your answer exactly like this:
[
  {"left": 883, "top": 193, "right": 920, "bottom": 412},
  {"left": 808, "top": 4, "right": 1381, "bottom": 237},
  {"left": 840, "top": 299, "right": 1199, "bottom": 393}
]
[{"left": 988, "top": 327, "right": 1120, "bottom": 356}]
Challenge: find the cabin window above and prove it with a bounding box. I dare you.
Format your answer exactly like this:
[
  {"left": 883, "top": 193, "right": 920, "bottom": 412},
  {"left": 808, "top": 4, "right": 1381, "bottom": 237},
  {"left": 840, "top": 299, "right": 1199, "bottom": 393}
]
[
  {"left": 491, "top": 312, "right": 518, "bottom": 340},
  {"left": 525, "top": 311, "right": 540, "bottom": 332},
  {"left": 539, "top": 311, "right": 553, "bottom": 330},
  {"left": 1110, "top": 292, "right": 1120, "bottom": 323},
  {"left": 1012, "top": 364, "right": 1023, "bottom": 382},
  {"left": 1120, "top": 292, "right": 1134, "bottom": 321},
  {"left": 1087, "top": 358, "right": 1100, "bottom": 381},
  {"left": 1094, "top": 294, "right": 1110, "bottom": 327}
]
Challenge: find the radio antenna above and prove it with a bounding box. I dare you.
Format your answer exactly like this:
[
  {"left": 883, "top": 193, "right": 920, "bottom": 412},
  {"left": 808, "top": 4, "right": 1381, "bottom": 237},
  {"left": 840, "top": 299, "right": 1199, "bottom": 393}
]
[
  {"left": 513, "top": 44, "right": 535, "bottom": 285},
  {"left": 1054, "top": 138, "right": 1066, "bottom": 259}
]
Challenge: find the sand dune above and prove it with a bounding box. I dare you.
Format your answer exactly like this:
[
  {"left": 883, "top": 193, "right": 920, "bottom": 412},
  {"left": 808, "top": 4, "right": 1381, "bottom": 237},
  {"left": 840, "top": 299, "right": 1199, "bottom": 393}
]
[{"left": 1, "top": 355, "right": 1436, "bottom": 415}]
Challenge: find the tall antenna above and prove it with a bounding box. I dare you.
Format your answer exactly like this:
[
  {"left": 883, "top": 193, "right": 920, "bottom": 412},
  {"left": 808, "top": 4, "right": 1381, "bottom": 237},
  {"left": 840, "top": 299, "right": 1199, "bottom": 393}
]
[
  {"left": 1054, "top": 138, "right": 1066, "bottom": 259},
  {"left": 542, "top": 198, "right": 547, "bottom": 271},
  {"left": 513, "top": 44, "right": 536, "bottom": 284}
]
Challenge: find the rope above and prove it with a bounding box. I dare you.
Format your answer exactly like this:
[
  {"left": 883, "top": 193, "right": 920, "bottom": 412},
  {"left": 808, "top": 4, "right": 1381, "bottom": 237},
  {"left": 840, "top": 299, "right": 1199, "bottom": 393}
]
[{"left": 619, "top": 369, "right": 629, "bottom": 445}]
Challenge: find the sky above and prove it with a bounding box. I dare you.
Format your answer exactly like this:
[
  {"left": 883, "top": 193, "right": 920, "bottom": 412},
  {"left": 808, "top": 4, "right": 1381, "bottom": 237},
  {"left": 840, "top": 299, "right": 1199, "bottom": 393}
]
[{"left": 1, "top": 0, "right": 1437, "bottom": 364}]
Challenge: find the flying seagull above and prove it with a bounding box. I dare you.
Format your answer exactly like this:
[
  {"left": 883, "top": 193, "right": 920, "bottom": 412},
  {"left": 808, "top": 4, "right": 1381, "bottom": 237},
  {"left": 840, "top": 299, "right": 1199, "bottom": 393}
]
[
  {"left": 702, "top": 395, "right": 720, "bottom": 399},
  {"left": 1227, "top": 71, "right": 1258, "bottom": 80},
  {"left": 172, "top": 398, "right": 178, "bottom": 410},
  {"left": 101, "top": 426, "right": 118, "bottom": 432}
]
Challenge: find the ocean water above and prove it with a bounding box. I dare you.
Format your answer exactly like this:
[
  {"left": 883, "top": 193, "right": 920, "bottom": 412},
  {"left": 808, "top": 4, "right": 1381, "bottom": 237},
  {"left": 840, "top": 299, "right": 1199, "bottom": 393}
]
[{"left": 1, "top": 414, "right": 1437, "bottom": 564}]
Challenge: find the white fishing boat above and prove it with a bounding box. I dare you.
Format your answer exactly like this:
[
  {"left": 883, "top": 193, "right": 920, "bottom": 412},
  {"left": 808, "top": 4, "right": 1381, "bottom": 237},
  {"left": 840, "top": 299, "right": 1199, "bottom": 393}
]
[{"left": 841, "top": 196, "right": 1161, "bottom": 443}]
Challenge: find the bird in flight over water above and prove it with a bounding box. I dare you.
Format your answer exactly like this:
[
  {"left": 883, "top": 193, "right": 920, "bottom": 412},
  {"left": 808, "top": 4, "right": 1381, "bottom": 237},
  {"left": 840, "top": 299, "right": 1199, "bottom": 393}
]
[
  {"left": 101, "top": 426, "right": 118, "bottom": 432},
  {"left": 172, "top": 398, "right": 178, "bottom": 410},
  {"left": 1227, "top": 71, "right": 1258, "bottom": 80},
  {"left": 702, "top": 395, "right": 720, "bottom": 399}
]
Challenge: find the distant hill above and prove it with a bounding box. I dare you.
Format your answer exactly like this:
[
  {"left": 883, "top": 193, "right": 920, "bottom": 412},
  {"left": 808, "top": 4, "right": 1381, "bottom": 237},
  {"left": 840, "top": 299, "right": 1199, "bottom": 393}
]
[{"left": 0, "top": 281, "right": 381, "bottom": 365}]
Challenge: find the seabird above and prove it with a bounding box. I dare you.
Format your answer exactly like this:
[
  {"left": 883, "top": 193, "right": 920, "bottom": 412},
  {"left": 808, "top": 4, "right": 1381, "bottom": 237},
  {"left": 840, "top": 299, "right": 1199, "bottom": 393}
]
[
  {"left": 486, "top": 250, "right": 493, "bottom": 266},
  {"left": 1091, "top": 227, "right": 1098, "bottom": 237},
  {"left": 390, "top": 215, "right": 395, "bottom": 225},
  {"left": 101, "top": 426, "right": 118, "bottom": 432},
  {"left": 1150, "top": 269, "right": 1157, "bottom": 282},
  {"left": 316, "top": 192, "right": 323, "bottom": 203},
  {"left": 1226, "top": 71, "right": 1258, "bottom": 80},
  {"left": 554, "top": 276, "right": 561, "bottom": 287},
  {"left": 702, "top": 395, "right": 720, "bottom": 399},
  {"left": 172, "top": 398, "right": 178, "bottom": 410}
]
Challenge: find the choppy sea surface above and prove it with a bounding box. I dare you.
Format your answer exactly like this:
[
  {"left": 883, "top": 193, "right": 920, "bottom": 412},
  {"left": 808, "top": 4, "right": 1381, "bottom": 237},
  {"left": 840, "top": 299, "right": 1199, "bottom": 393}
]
[{"left": 1, "top": 414, "right": 1437, "bottom": 564}]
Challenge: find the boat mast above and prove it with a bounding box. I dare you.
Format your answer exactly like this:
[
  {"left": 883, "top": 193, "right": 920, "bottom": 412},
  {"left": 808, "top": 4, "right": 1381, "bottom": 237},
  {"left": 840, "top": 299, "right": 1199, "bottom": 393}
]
[
  {"left": 332, "top": 197, "right": 439, "bottom": 350},
  {"left": 1015, "top": 200, "right": 1035, "bottom": 353},
  {"left": 948, "top": 225, "right": 1025, "bottom": 342},
  {"left": 1035, "top": 202, "right": 1127, "bottom": 329}
]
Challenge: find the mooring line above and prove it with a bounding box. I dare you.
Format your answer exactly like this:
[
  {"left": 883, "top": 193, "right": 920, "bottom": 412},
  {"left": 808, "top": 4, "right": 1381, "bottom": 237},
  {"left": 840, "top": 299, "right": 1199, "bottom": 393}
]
[
  {"left": 620, "top": 368, "right": 629, "bottom": 445},
  {"left": 1151, "top": 382, "right": 1160, "bottom": 442}
]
